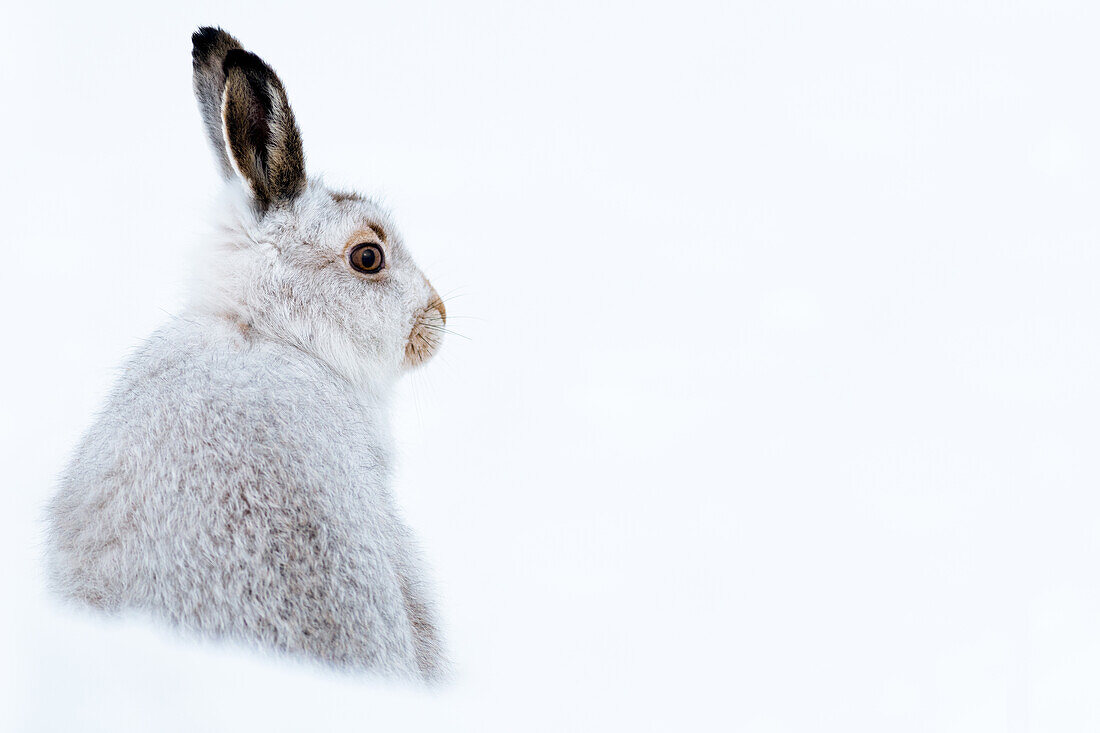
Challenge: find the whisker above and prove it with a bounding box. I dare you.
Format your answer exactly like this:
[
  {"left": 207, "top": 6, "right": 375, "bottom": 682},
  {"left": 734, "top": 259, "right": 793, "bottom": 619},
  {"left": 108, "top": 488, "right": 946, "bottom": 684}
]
[{"left": 422, "top": 325, "right": 471, "bottom": 340}]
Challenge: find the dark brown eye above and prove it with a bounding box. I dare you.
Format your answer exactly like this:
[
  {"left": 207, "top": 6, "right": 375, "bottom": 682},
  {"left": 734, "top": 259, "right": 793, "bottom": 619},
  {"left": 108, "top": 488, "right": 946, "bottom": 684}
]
[{"left": 349, "top": 243, "right": 385, "bottom": 274}]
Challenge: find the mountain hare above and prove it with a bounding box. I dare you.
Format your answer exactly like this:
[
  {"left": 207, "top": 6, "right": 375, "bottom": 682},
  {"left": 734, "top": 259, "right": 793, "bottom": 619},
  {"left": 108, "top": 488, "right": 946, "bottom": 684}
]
[{"left": 45, "top": 27, "right": 448, "bottom": 681}]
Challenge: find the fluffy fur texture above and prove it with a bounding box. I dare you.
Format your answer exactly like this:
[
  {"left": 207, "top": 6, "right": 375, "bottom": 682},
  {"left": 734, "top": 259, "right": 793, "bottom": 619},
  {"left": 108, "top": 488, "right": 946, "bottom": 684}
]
[{"left": 45, "top": 27, "right": 447, "bottom": 681}]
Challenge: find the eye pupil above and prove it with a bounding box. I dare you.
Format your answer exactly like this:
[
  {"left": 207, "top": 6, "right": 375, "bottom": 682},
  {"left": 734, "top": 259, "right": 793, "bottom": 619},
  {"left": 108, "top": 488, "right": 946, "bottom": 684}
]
[{"left": 350, "top": 243, "right": 384, "bottom": 273}]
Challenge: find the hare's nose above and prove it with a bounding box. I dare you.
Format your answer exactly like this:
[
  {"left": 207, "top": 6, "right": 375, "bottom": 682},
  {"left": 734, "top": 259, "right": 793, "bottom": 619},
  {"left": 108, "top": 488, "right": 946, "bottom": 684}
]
[{"left": 427, "top": 283, "right": 446, "bottom": 325}]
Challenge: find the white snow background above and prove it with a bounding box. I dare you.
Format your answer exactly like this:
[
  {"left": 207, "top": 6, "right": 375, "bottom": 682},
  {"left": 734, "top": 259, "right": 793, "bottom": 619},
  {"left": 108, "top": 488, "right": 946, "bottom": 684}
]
[{"left": 3, "top": 1, "right": 1100, "bottom": 730}]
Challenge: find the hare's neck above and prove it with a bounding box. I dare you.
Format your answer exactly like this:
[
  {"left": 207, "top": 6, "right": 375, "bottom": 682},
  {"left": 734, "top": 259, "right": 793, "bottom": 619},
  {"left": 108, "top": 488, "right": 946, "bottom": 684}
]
[{"left": 184, "top": 306, "right": 398, "bottom": 405}]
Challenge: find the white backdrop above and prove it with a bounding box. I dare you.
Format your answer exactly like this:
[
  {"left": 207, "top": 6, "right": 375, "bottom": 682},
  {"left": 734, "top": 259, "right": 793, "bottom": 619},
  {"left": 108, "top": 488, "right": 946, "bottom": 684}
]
[{"left": 3, "top": 1, "right": 1099, "bottom": 730}]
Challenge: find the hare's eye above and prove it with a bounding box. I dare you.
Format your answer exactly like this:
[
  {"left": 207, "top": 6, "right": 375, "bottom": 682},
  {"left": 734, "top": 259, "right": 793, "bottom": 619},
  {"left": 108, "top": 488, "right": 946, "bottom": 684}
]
[{"left": 349, "top": 243, "right": 385, "bottom": 274}]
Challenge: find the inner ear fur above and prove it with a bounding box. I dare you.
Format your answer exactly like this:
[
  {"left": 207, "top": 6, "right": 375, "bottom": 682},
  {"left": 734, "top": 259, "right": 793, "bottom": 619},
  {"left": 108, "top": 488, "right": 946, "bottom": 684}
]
[{"left": 220, "top": 48, "right": 306, "bottom": 208}]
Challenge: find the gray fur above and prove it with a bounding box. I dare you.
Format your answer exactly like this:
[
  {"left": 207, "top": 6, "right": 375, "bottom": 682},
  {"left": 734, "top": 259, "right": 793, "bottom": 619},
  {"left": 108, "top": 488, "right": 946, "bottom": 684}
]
[
  {"left": 192, "top": 27, "right": 243, "bottom": 180},
  {"left": 44, "top": 29, "right": 447, "bottom": 681}
]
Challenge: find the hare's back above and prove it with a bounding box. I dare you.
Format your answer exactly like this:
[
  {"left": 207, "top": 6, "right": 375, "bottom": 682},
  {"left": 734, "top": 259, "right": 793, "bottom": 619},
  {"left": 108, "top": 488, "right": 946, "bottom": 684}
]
[
  {"left": 77, "top": 318, "right": 378, "bottom": 502},
  {"left": 47, "top": 319, "right": 406, "bottom": 650}
]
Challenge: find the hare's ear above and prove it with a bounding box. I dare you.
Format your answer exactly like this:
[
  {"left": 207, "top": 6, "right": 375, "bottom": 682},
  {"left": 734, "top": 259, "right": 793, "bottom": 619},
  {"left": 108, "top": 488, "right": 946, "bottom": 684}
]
[
  {"left": 192, "top": 27, "right": 243, "bottom": 180},
  {"left": 191, "top": 29, "right": 306, "bottom": 208},
  {"left": 220, "top": 49, "right": 306, "bottom": 206}
]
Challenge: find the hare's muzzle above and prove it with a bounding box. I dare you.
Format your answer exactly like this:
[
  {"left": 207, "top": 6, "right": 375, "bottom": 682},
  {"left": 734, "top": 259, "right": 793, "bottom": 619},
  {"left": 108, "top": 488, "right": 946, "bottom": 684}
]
[
  {"left": 425, "top": 283, "right": 445, "bottom": 325},
  {"left": 403, "top": 284, "right": 446, "bottom": 369}
]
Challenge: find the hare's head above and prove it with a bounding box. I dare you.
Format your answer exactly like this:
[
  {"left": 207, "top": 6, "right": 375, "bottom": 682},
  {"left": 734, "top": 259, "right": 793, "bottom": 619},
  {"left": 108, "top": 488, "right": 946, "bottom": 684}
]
[{"left": 189, "top": 27, "right": 444, "bottom": 386}]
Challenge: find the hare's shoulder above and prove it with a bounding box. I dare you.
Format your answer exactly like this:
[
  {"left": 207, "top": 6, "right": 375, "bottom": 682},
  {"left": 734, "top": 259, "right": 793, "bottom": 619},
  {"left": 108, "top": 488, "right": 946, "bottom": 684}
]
[{"left": 103, "top": 319, "right": 372, "bottom": 468}]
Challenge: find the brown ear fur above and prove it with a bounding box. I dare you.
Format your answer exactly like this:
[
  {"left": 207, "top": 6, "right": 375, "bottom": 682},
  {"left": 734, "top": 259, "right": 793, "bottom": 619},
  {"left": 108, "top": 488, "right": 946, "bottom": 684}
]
[{"left": 221, "top": 49, "right": 306, "bottom": 208}]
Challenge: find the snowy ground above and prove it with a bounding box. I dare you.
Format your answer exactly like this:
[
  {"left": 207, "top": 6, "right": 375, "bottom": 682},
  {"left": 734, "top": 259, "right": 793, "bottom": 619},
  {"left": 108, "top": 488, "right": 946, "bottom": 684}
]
[{"left": 3, "top": 2, "right": 1100, "bottom": 730}]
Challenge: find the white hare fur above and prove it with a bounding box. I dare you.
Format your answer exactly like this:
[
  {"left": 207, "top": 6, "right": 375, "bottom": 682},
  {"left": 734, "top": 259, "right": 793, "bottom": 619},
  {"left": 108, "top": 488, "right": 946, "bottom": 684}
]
[{"left": 45, "top": 28, "right": 447, "bottom": 680}]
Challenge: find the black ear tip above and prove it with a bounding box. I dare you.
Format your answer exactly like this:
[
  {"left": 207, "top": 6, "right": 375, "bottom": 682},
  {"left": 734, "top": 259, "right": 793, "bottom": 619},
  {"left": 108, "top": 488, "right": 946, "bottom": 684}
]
[{"left": 192, "top": 26, "right": 236, "bottom": 63}]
